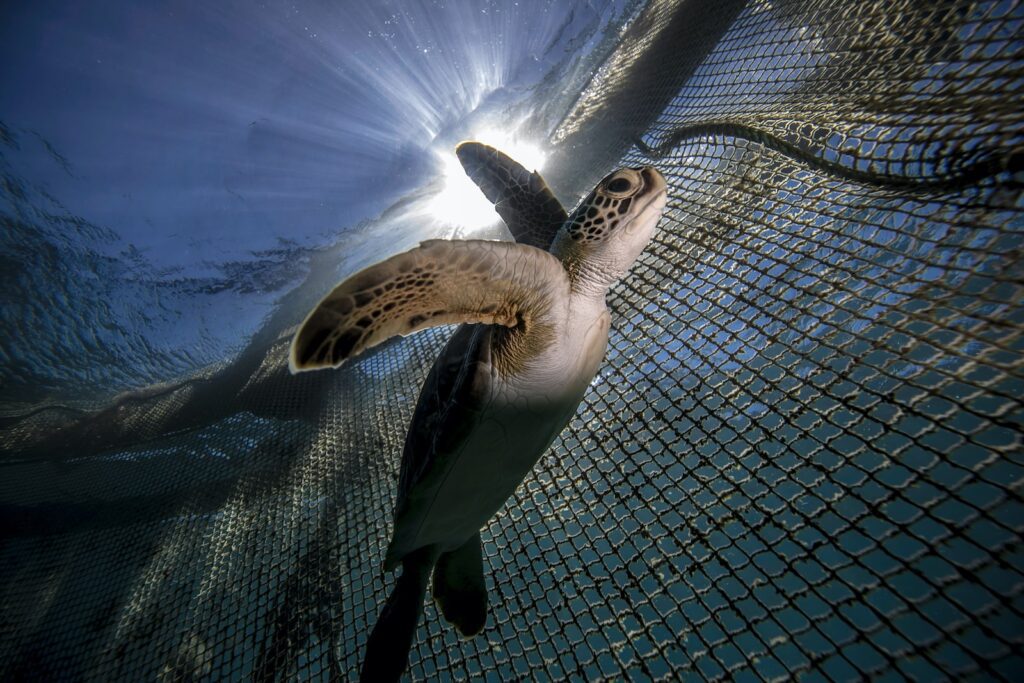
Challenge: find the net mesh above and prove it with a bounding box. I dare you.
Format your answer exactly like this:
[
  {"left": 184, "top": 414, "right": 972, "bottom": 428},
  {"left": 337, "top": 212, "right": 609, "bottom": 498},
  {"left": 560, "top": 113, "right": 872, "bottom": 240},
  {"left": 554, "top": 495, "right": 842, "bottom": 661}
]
[{"left": 2, "top": 0, "right": 1023, "bottom": 680}]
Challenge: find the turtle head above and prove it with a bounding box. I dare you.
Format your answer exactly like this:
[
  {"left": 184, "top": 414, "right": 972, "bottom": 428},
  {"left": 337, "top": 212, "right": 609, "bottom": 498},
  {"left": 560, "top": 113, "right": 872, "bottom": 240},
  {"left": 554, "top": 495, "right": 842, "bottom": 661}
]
[{"left": 552, "top": 166, "right": 668, "bottom": 295}]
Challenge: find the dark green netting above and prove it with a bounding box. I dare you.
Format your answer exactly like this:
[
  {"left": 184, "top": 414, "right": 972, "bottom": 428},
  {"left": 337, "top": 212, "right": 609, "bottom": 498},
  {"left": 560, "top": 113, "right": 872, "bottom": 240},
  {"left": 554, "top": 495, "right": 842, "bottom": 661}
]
[{"left": 2, "top": 0, "right": 1023, "bottom": 679}]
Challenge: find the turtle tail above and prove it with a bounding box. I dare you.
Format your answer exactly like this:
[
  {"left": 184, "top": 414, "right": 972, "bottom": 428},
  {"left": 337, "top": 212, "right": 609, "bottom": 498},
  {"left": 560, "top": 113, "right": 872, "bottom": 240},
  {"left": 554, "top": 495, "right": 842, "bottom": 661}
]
[{"left": 360, "top": 549, "right": 435, "bottom": 683}]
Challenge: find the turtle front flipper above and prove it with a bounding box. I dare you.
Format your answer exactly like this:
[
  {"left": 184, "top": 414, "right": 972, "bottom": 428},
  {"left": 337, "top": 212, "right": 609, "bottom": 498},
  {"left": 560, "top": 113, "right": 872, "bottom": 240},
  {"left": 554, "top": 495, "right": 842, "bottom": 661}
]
[
  {"left": 290, "top": 239, "right": 569, "bottom": 373},
  {"left": 456, "top": 141, "right": 568, "bottom": 251},
  {"left": 432, "top": 533, "right": 487, "bottom": 637}
]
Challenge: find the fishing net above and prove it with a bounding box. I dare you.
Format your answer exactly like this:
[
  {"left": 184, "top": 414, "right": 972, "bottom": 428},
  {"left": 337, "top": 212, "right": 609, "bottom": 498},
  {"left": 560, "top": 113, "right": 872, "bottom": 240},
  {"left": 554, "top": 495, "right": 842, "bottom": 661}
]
[{"left": 2, "top": 0, "right": 1022, "bottom": 679}]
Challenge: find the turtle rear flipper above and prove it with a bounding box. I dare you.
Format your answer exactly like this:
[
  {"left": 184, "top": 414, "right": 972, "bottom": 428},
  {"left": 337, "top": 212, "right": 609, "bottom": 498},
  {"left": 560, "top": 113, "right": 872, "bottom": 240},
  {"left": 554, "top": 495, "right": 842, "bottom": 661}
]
[
  {"left": 456, "top": 141, "right": 567, "bottom": 251},
  {"left": 432, "top": 533, "right": 487, "bottom": 637},
  {"left": 360, "top": 547, "right": 436, "bottom": 683}
]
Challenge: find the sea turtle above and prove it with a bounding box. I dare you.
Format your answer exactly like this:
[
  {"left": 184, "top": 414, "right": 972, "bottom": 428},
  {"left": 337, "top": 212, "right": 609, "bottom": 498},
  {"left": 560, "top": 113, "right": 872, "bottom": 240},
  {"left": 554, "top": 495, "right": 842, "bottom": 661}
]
[{"left": 290, "top": 142, "right": 667, "bottom": 681}]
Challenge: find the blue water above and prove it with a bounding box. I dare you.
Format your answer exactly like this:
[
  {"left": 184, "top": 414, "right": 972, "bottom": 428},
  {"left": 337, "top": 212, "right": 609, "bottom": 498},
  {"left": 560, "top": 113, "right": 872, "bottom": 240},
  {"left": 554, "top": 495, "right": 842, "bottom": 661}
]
[{"left": 0, "top": 0, "right": 640, "bottom": 409}]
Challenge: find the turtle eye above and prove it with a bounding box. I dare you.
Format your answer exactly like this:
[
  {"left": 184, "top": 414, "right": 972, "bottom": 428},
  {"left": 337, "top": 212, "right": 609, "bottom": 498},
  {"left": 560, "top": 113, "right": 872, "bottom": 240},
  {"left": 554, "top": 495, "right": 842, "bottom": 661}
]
[{"left": 607, "top": 177, "right": 632, "bottom": 193}]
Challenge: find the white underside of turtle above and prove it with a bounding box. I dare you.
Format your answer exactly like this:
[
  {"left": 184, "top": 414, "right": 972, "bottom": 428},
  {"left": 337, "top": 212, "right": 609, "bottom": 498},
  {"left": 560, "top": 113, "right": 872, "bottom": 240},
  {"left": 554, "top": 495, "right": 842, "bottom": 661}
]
[{"left": 386, "top": 297, "right": 612, "bottom": 564}]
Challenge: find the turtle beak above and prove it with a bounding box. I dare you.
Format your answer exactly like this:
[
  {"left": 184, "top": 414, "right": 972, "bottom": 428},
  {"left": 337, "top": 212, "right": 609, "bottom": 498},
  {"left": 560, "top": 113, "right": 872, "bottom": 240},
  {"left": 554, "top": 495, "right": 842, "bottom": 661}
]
[
  {"left": 621, "top": 167, "right": 667, "bottom": 238},
  {"left": 639, "top": 167, "right": 667, "bottom": 199}
]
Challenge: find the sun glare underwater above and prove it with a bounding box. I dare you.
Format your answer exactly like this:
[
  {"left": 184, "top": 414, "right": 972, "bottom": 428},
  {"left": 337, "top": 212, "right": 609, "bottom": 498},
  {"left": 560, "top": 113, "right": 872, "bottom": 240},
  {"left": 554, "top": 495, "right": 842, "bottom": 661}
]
[{"left": 428, "top": 130, "right": 548, "bottom": 230}]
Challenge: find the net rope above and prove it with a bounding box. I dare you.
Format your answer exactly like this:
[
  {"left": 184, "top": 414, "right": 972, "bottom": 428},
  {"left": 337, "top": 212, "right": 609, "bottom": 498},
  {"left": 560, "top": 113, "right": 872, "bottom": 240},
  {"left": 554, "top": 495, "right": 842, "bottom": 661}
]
[{"left": 2, "top": 0, "right": 1022, "bottom": 680}]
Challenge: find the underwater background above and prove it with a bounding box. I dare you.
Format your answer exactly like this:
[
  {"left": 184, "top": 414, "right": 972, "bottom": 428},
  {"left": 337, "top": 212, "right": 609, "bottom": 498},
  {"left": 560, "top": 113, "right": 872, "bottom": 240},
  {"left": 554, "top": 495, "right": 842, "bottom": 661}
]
[
  {"left": 1, "top": 0, "right": 639, "bottom": 410},
  {"left": 2, "top": 0, "right": 1023, "bottom": 680}
]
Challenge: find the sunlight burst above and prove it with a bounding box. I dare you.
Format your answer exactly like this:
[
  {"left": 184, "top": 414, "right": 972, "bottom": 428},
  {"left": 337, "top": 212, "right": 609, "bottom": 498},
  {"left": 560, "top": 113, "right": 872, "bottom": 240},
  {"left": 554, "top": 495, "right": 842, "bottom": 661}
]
[{"left": 427, "top": 129, "right": 547, "bottom": 232}]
